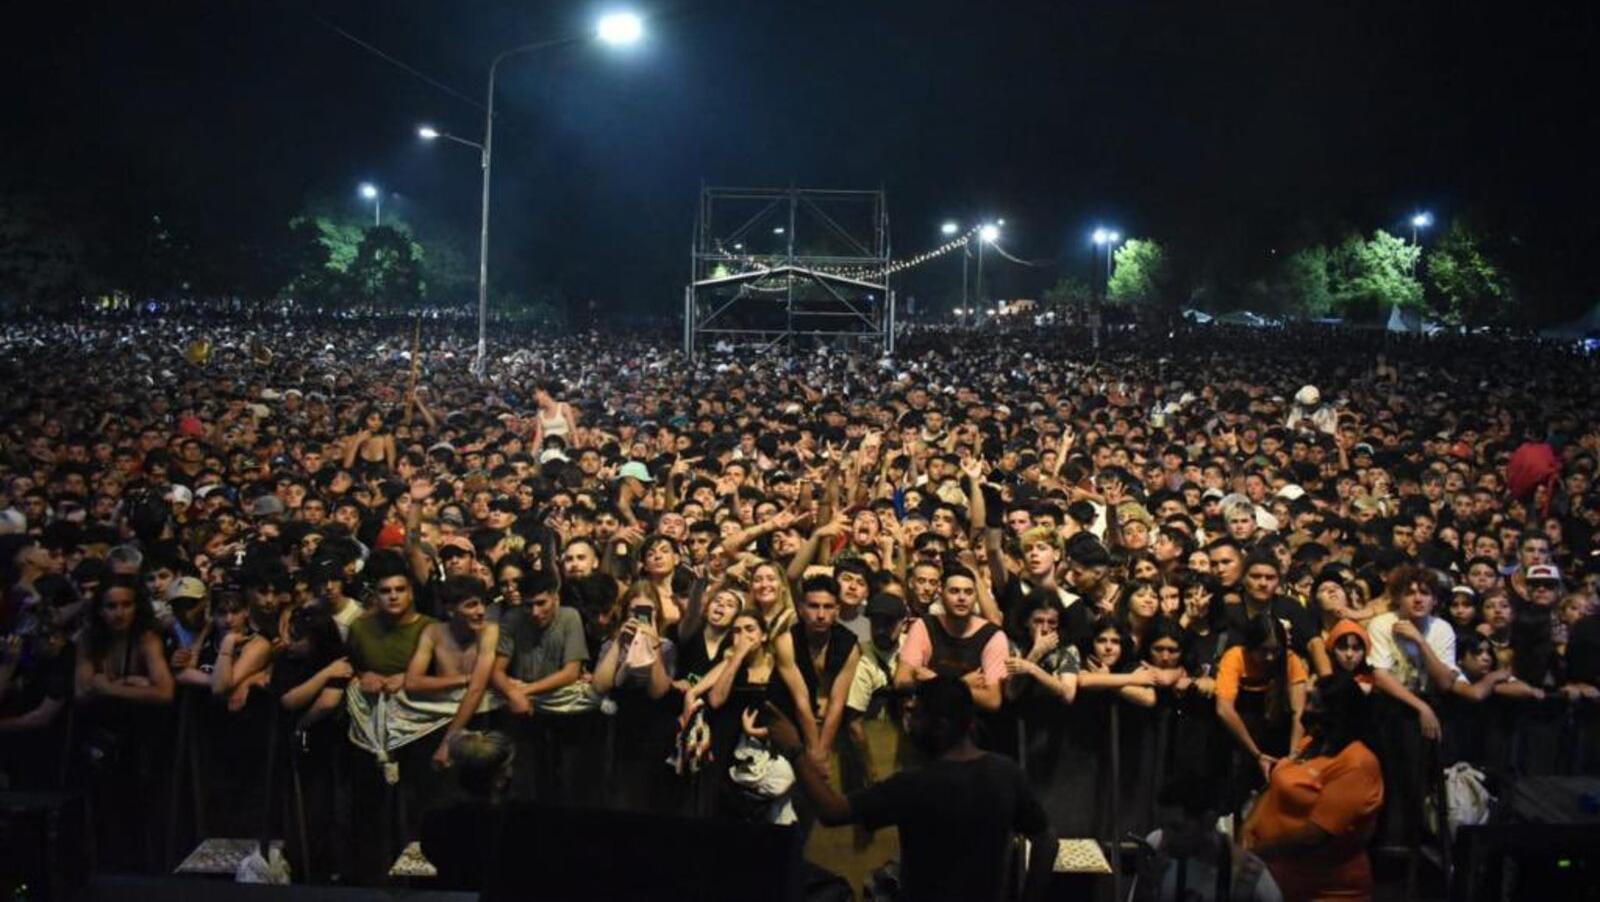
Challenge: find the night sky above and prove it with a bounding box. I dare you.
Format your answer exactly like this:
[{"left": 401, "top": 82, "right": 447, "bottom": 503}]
[{"left": 4, "top": 1, "right": 1596, "bottom": 317}]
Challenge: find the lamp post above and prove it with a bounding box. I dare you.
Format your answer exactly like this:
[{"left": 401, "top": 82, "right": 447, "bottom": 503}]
[
  {"left": 359, "top": 183, "right": 382, "bottom": 227},
  {"left": 420, "top": 11, "right": 644, "bottom": 378},
  {"left": 941, "top": 221, "right": 966, "bottom": 316},
  {"left": 1408, "top": 212, "right": 1432, "bottom": 280},
  {"left": 976, "top": 223, "right": 1000, "bottom": 320},
  {"left": 1091, "top": 227, "right": 1122, "bottom": 351}
]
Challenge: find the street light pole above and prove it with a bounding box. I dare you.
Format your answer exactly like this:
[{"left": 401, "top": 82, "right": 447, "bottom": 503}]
[
  {"left": 976, "top": 240, "right": 985, "bottom": 316},
  {"left": 1089, "top": 228, "right": 1120, "bottom": 351},
  {"left": 961, "top": 245, "right": 969, "bottom": 315},
  {"left": 1409, "top": 212, "right": 1433, "bottom": 278},
  {"left": 436, "top": 13, "right": 641, "bottom": 379},
  {"left": 359, "top": 183, "right": 382, "bottom": 227},
  {"left": 473, "top": 43, "right": 561, "bottom": 379},
  {"left": 976, "top": 223, "right": 1000, "bottom": 323}
]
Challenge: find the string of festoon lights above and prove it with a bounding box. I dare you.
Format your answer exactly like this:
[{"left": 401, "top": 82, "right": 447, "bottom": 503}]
[
  {"left": 821, "top": 224, "right": 984, "bottom": 281},
  {"left": 714, "top": 222, "right": 1029, "bottom": 292}
]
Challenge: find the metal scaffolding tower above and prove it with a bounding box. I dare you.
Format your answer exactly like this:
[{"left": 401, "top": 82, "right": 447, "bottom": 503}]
[{"left": 684, "top": 185, "right": 893, "bottom": 357}]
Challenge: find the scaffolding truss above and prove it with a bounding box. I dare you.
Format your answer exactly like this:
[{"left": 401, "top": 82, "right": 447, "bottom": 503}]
[{"left": 684, "top": 186, "right": 893, "bottom": 357}]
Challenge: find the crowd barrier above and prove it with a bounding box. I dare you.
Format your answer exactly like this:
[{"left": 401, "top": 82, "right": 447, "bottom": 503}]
[{"left": 8, "top": 681, "right": 1598, "bottom": 898}]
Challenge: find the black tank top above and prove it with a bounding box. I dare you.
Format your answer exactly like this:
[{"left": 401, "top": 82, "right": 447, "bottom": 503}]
[
  {"left": 790, "top": 623, "right": 856, "bottom": 707},
  {"left": 924, "top": 615, "right": 1000, "bottom": 679}
]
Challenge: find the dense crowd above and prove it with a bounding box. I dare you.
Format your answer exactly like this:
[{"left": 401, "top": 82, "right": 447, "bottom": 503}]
[{"left": 3, "top": 311, "right": 1600, "bottom": 898}]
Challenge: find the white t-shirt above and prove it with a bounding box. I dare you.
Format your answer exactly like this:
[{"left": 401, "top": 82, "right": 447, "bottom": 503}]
[
  {"left": 1367, "top": 612, "right": 1463, "bottom": 693},
  {"left": 332, "top": 601, "right": 363, "bottom": 642}
]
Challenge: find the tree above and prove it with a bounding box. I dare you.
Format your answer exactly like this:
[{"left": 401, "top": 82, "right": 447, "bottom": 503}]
[
  {"left": 1107, "top": 238, "right": 1168, "bottom": 306},
  {"left": 1328, "top": 229, "right": 1421, "bottom": 318},
  {"left": 414, "top": 229, "right": 477, "bottom": 306},
  {"left": 1280, "top": 246, "right": 1333, "bottom": 317},
  {"left": 348, "top": 226, "right": 423, "bottom": 309},
  {"left": 1425, "top": 221, "right": 1512, "bottom": 325},
  {"left": 0, "top": 195, "right": 89, "bottom": 310},
  {"left": 279, "top": 217, "right": 350, "bottom": 308},
  {"left": 1041, "top": 275, "right": 1091, "bottom": 316}
]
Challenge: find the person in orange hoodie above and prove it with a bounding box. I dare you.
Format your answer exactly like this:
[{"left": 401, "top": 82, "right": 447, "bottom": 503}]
[
  {"left": 1243, "top": 670, "right": 1384, "bottom": 900},
  {"left": 1326, "top": 619, "right": 1374, "bottom": 690}
]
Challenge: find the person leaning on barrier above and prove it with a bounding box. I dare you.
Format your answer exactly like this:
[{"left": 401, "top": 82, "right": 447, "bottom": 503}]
[
  {"left": 894, "top": 565, "right": 1008, "bottom": 712},
  {"left": 490, "top": 566, "right": 598, "bottom": 801},
  {"left": 1215, "top": 613, "right": 1306, "bottom": 785},
  {"left": 491, "top": 567, "right": 588, "bottom": 715},
  {"left": 1365, "top": 566, "right": 1467, "bottom": 740},
  {"left": 407, "top": 575, "right": 501, "bottom": 769}
]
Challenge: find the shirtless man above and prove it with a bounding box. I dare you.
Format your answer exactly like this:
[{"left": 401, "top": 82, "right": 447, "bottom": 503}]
[{"left": 405, "top": 575, "right": 500, "bottom": 768}]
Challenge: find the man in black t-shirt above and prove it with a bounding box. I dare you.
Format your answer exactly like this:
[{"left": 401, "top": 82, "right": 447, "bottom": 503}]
[
  {"left": 1223, "top": 552, "right": 1325, "bottom": 674},
  {"left": 765, "top": 676, "right": 1050, "bottom": 902}
]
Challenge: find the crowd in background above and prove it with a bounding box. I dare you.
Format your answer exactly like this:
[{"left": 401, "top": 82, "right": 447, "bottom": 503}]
[{"left": 4, "top": 311, "right": 1600, "bottom": 897}]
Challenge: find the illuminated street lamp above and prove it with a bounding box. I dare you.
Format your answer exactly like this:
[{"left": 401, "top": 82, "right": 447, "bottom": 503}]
[
  {"left": 941, "top": 221, "right": 959, "bottom": 236},
  {"left": 1090, "top": 226, "right": 1125, "bottom": 351},
  {"left": 358, "top": 183, "right": 383, "bottom": 226},
  {"left": 419, "top": 10, "right": 645, "bottom": 377},
  {"left": 596, "top": 11, "right": 644, "bottom": 45},
  {"left": 975, "top": 222, "right": 1001, "bottom": 314},
  {"left": 1410, "top": 211, "right": 1433, "bottom": 245}
]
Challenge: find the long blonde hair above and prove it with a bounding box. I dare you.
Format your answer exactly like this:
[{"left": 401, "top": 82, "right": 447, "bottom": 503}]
[{"left": 750, "top": 560, "right": 796, "bottom": 635}]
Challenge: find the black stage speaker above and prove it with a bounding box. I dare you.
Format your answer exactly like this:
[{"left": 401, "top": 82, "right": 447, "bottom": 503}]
[
  {"left": 74, "top": 875, "right": 478, "bottom": 901},
  {"left": 0, "top": 791, "right": 88, "bottom": 902},
  {"left": 482, "top": 804, "right": 803, "bottom": 902},
  {"left": 1454, "top": 776, "right": 1600, "bottom": 902}
]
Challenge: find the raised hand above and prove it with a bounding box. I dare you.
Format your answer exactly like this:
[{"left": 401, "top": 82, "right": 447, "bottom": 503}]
[
  {"left": 816, "top": 510, "right": 852, "bottom": 538},
  {"left": 1102, "top": 476, "right": 1128, "bottom": 506},
  {"left": 960, "top": 456, "right": 984, "bottom": 482}
]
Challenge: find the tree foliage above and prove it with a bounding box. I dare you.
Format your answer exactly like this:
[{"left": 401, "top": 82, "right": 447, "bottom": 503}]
[
  {"left": 1041, "top": 275, "right": 1092, "bottom": 312},
  {"left": 0, "top": 195, "right": 89, "bottom": 308},
  {"left": 1328, "top": 229, "right": 1421, "bottom": 317},
  {"left": 1107, "top": 238, "right": 1168, "bottom": 306},
  {"left": 348, "top": 226, "right": 424, "bottom": 309},
  {"left": 1425, "top": 221, "right": 1511, "bottom": 325},
  {"left": 1280, "top": 246, "right": 1333, "bottom": 317},
  {"left": 279, "top": 218, "right": 350, "bottom": 308}
]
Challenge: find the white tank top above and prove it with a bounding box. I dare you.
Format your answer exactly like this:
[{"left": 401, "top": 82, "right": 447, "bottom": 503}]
[{"left": 539, "top": 406, "right": 570, "bottom": 438}]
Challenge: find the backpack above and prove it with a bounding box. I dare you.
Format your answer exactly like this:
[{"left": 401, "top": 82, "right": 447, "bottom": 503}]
[{"left": 1427, "top": 762, "right": 1494, "bottom": 839}]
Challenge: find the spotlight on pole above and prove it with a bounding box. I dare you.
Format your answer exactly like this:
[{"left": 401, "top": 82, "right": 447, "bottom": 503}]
[
  {"left": 979, "top": 224, "right": 1000, "bottom": 243},
  {"left": 1092, "top": 227, "right": 1109, "bottom": 245},
  {"left": 1411, "top": 212, "right": 1433, "bottom": 229},
  {"left": 359, "top": 183, "right": 378, "bottom": 200},
  {"left": 941, "top": 221, "right": 959, "bottom": 236}
]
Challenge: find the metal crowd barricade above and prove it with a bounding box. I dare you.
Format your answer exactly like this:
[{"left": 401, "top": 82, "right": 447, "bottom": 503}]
[
  {"left": 163, "top": 686, "right": 208, "bottom": 868},
  {"left": 1382, "top": 692, "right": 1600, "bottom": 901}
]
